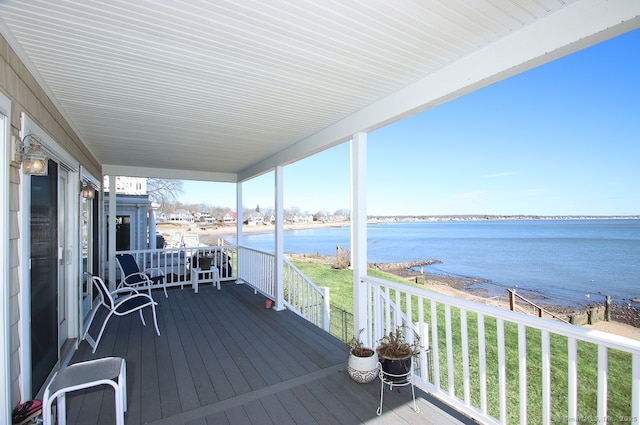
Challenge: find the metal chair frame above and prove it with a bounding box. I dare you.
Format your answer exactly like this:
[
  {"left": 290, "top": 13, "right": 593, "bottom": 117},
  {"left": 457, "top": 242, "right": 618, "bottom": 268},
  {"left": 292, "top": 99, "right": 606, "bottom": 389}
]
[
  {"left": 84, "top": 275, "right": 160, "bottom": 353},
  {"left": 43, "top": 357, "right": 126, "bottom": 425},
  {"left": 116, "top": 253, "right": 168, "bottom": 298}
]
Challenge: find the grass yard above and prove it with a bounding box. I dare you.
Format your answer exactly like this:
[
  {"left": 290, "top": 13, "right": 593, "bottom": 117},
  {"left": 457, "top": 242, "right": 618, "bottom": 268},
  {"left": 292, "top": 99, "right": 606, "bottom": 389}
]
[{"left": 290, "top": 260, "right": 634, "bottom": 424}]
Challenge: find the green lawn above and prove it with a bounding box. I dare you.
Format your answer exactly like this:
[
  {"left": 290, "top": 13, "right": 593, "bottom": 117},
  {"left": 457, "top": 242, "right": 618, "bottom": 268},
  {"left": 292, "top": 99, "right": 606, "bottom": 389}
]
[{"left": 291, "top": 260, "right": 634, "bottom": 424}]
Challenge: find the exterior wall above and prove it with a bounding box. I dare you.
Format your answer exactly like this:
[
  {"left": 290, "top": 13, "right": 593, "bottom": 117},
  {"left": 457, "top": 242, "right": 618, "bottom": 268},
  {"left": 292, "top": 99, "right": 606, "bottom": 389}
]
[
  {"left": 103, "top": 194, "right": 151, "bottom": 250},
  {"left": 103, "top": 176, "right": 147, "bottom": 195},
  {"left": 0, "top": 34, "right": 102, "bottom": 406}
]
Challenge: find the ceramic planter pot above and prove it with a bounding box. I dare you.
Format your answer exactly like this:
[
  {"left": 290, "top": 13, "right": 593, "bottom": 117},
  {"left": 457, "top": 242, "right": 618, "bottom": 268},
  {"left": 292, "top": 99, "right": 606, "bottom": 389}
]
[{"left": 347, "top": 349, "right": 379, "bottom": 383}]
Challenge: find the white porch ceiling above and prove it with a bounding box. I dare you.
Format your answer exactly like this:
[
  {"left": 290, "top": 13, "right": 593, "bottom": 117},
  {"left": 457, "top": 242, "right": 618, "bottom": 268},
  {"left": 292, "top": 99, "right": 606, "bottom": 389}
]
[{"left": 0, "top": 1, "right": 638, "bottom": 182}]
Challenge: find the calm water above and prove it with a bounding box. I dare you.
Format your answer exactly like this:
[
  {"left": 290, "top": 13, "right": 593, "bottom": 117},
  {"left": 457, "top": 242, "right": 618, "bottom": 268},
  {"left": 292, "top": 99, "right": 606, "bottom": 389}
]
[{"left": 234, "top": 219, "right": 640, "bottom": 307}]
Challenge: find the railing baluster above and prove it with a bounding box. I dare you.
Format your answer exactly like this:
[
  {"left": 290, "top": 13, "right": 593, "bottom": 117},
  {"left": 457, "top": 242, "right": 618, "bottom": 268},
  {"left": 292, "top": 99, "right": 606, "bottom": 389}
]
[
  {"left": 394, "top": 289, "right": 401, "bottom": 329},
  {"left": 633, "top": 353, "right": 640, "bottom": 421},
  {"left": 460, "top": 308, "right": 470, "bottom": 405},
  {"left": 431, "top": 299, "right": 440, "bottom": 391},
  {"left": 417, "top": 297, "right": 427, "bottom": 381},
  {"left": 374, "top": 285, "right": 382, "bottom": 342},
  {"left": 568, "top": 337, "right": 578, "bottom": 422},
  {"left": 445, "top": 304, "right": 455, "bottom": 396},
  {"left": 478, "top": 313, "right": 487, "bottom": 416},
  {"left": 321, "top": 287, "right": 330, "bottom": 332},
  {"left": 497, "top": 318, "right": 507, "bottom": 425},
  {"left": 406, "top": 292, "right": 412, "bottom": 332},
  {"left": 384, "top": 286, "right": 391, "bottom": 334},
  {"left": 541, "top": 330, "right": 551, "bottom": 425},
  {"left": 518, "top": 323, "right": 527, "bottom": 425},
  {"left": 366, "top": 280, "right": 374, "bottom": 346},
  {"left": 597, "top": 345, "right": 608, "bottom": 422}
]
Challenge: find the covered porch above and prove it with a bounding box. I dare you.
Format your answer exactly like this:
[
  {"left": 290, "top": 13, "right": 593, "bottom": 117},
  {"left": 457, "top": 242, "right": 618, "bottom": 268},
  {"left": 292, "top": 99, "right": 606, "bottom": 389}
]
[
  {"left": 68, "top": 283, "right": 470, "bottom": 425},
  {"left": 1, "top": 2, "right": 640, "bottom": 424}
]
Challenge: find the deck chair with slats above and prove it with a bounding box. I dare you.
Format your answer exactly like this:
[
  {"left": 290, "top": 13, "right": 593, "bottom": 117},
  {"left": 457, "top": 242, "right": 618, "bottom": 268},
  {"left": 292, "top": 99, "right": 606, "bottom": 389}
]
[
  {"left": 84, "top": 275, "right": 161, "bottom": 353},
  {"left": 116, "top": 253, "right": 168, "bottom": 298}
]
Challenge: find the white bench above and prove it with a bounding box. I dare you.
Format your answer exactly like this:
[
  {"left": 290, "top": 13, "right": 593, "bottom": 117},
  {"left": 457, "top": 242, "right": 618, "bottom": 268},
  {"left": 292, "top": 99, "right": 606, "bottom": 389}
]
[{"left": 43, "top": 357, "right": 126, "bottom": 425}]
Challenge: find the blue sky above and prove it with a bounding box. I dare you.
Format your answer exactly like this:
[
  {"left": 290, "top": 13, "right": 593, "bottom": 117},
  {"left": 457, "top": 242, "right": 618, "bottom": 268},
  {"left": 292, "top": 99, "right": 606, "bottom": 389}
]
[{"left": 180, "top": 29, "right": 639, "bottom": 216}]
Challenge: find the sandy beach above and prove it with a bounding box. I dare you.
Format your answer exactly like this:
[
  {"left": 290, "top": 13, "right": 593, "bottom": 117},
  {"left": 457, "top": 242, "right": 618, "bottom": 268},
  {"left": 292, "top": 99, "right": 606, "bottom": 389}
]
[{"left": 157, "top": 221, "right": 640, "bottom": 340}]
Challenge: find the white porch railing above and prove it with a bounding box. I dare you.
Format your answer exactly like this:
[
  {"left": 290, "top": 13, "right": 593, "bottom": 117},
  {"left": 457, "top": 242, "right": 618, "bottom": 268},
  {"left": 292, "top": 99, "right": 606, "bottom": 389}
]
[
  {"left": 362, "top": 275, "right": 640, "bottom": 425},
  {"left": 115, "top": 245, "right": 236, "bottom": 289},
  {"left": 283, "top": 258, "right": 329, "bottom": 331},
  {"left": 237, "top": 246, "right": 275, "bottom": 297},
  {"left": 237, "top": 246, "right": 329, "bottom": 331},
  {"left": 117, "top": 246, "right": 329, "bottom": 331}
]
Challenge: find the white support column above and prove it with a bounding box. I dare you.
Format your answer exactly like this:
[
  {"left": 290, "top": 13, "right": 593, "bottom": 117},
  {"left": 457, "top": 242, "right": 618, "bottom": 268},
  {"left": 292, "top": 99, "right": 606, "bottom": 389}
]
[
  {"left": 274, "top": 166, "right": 284, "bottom": 310},
  {"left": 322, "top": 287, "right": 330, "bottom": 332},
  {"left": 351, "top": 132, "right": 368, "bottom": 345},
  {"left": 236, "top": 182, "right": 243, "bottom": 244},
  {"left": 149, "top": 204, "right": 157, "bottom": 249},
  {"left": 108, "top": 175, "right": 116, "bottom": 291}
]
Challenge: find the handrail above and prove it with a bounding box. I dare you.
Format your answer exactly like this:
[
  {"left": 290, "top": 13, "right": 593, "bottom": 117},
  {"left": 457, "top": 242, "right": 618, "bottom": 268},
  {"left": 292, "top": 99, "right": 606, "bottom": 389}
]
[
  {"left": 361, "top": 274, "right": 640, "bottom": 425},
  {"left": 237, "top": 246, "right": 275, "bottom": 298},
  {"left": 507, "top": 288, "right": 570, "bottom": 323},
  {"left": 236, "top": 247, "right": 329, "bottom": 331},
  {"left": 283, "top": 257, "right": 329, "bottom": 331}
]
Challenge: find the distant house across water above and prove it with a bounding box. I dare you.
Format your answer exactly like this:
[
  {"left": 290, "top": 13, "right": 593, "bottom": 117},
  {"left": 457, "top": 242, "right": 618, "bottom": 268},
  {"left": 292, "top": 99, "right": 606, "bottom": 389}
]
[
  {"left": 173, "top": 209, "right": 194, "bottom": 223},
  {"left": 246, "top": 213, "right": 264, "bottom": 226}
]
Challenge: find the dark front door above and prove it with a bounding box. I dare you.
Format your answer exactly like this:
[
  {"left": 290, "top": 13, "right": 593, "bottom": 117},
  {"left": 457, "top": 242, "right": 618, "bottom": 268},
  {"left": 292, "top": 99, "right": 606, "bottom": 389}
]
[{"left": 30, "top": 160, "right": 58, "bottom": 394}]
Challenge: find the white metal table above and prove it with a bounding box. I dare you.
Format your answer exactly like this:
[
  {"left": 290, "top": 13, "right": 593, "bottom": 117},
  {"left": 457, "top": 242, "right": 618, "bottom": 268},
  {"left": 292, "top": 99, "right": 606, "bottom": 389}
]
[{"left": 191, "top": 266, "right": 221, "bottom": 293}]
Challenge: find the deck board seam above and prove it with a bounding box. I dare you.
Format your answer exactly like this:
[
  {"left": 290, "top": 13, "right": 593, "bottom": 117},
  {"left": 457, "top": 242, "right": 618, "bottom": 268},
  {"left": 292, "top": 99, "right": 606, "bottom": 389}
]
[{"left": 144, "top": 364, "right": 345, "bottom": 425}]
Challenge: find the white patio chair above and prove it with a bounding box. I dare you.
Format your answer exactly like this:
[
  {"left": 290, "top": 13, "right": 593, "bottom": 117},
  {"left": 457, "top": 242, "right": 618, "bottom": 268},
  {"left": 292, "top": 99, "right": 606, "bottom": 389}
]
[{"left": 84, "top": 276, "right": 161, "bottom": 353}]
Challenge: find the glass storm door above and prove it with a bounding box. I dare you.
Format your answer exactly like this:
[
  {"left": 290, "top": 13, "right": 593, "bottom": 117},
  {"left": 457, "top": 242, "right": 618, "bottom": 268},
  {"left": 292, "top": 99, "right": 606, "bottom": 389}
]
[
  {"left": 80, "top": 191, "right": 98, "bottom": 332},
  {"left": 30, "top": 161, "right": 58, "bottom": 394},
  {"left": 58, "top": 168, "right": 69, "bottom": 344}
]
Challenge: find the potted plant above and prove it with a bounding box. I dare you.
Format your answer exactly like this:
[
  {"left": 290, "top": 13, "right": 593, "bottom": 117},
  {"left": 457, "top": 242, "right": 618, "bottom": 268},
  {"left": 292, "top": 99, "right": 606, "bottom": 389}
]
[
  {"left": 346, "top": 329, "right": 379, "bottom": 383},
  {"left": 376, "top": 326, "right": 421, "bottom": 383}
]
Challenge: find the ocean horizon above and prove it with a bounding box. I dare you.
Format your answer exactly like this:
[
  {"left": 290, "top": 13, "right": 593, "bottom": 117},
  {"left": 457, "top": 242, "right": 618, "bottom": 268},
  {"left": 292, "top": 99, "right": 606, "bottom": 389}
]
[{"left": 233, "top": 218, "right": 640, "bottom": 308}]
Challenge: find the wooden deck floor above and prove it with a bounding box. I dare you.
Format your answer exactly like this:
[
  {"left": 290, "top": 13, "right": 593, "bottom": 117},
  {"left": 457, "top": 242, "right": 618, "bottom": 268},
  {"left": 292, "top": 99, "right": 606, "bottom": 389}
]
[{"left": 65, "top": 282, "right": 473, "bottom": 425}]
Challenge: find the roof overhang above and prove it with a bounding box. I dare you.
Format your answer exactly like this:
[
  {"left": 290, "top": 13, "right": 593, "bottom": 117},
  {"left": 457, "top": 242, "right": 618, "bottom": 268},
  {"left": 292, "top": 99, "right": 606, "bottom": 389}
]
[{"left": 0, "top": 0, "right": 638, "bottom": 183}]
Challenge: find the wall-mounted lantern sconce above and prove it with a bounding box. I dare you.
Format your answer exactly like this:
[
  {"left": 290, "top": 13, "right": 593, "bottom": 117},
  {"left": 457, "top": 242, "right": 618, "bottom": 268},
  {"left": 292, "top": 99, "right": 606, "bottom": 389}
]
[
  {"left": 81, "top": 183, "right": 95, "bottom": 199},
  {"left": 15, "top": 134, "right": 48, "bottom": 175}
]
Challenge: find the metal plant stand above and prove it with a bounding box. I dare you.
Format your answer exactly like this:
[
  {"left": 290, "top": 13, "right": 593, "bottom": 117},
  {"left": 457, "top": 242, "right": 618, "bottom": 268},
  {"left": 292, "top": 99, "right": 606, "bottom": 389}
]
[{"left": 376, "top": 361, "right": 419, "bottom": 416}]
